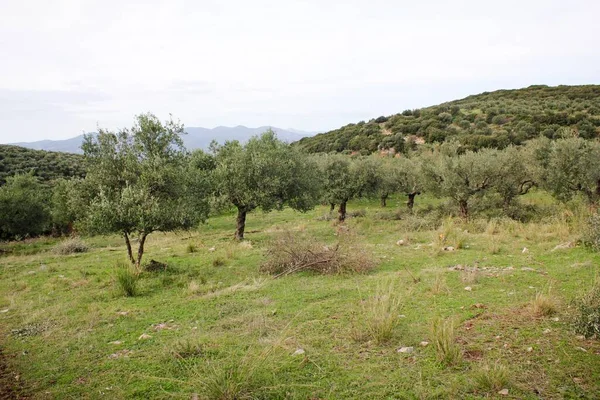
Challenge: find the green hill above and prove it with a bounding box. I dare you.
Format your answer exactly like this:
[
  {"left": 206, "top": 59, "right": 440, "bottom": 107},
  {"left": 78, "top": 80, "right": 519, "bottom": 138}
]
[
  {"left": 297, "top": 85, "right": 600, "bottom": 153},
  {"left": 0, "top": 145, "right": 85, "bottom": 185}
]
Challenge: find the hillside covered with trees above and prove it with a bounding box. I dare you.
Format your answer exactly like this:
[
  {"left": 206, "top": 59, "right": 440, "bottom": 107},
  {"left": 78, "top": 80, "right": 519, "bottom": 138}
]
[
  {"left": 0, "top": 145, "right": 85, "bottom": 185},
  {"left": 297, "top": 85, "right": 600, "bottom": 153}
]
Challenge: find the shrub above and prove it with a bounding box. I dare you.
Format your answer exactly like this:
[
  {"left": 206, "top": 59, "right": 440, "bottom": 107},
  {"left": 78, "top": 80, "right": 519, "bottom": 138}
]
[
  {"left": 572, "top": 281, "right": 600, "bottom": 339},
  {"left": 261, "top": 230, "right": 376, "bottom": 276},
  {"left": 582, "top": 213, "right": 600, "bottom": 251},
  {"left": 431, "top": 317, "right": 462, "bottom": 366},
  {"left": 115, "top": 262, "right": 139, "bottom": 297},
  {"left": 52, "top": 237, "right": 89, "bottom": 255}
]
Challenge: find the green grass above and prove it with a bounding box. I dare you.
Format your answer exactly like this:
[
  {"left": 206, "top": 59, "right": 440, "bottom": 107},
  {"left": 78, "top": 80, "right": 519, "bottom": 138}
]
[{"left": 1, "top": 194, "right": 600, "bottom": 398}]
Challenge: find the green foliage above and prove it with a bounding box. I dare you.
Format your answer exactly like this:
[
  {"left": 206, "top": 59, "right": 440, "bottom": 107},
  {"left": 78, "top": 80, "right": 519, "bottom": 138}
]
[
  {"left": 0, "top": 173, "right": 51, "bottom": 239},
  {"left": 542, "top": 138, "right": 600, "bottom": 204},
  {"left": 78, "top": 113, "right": 211, "bottom": 269},
  {"left": 297, "top": 85, "right": 600, "bottom": 153},
  {"left": 0, "top": 145, "right": 85, "bottom": 185},
  {"left": 212, "top": 130, "right": 321, "bottom": 239},
  {"left": 318, "top": 154, "right": 380, "bottom": 221},
  {"left": 421, "top": 144, "right": 498, "bottom": 217}
]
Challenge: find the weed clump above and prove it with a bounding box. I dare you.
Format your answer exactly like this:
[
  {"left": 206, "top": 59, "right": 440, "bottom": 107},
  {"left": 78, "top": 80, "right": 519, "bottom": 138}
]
[
  {"left": 352, "top": 280, "right": 402, "bottom": 344},
  {"left": 572, "top": 281, "right": 600, "bottom": 339},
  {"left": 186, "top": 243, "right": 198, "bottom": 253},
  {"left": 261, "top": 230, "right": 376, "bottom": 276},
  {"left": 531, "top": 292, "right": 558, "bottom": 317},
  {"left": 473, "top": 362, "right": 511, "bottom": 393},
  {"left": 171, "top": 339, "right": 204, "bottom": 359},
  {"left": 582, "top": 213, "right": 600, "bottom": 251},
  {"left": 431, "top": 317, "right": 462, "bottom": 366},
  {"left": 212, "top": 257, "right": 226, "bottom": 267},
  {"left": 52, "top": 237, "right": 88, "bottom": 255},
  {"left": 115, "top": 262, "right": 139, "bottom": 297},
  {"left": 144, "top": 259, "right": 167, "bottom": 272}
]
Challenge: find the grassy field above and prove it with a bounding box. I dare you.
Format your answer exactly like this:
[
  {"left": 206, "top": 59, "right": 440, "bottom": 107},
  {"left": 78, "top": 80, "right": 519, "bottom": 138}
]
[{"left": 1, "top": 194, "right": 599, "bottom": 399}]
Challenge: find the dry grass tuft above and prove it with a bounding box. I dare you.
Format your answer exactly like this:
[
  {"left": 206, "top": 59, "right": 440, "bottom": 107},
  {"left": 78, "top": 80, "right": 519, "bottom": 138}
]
[
  {"left": 430, "top": 272, "right": 450, "bottom": 295},
  {"left": 431, "top": 317, "right": 462, "bottom": 366},
  {"left": 473, "top": 362, "right": 511, "bottom": 393},
  {"left": 52, "top": 237, "right": 88, "bottom": 255},
  {"left": 530, "top": 292, "right": 558, "bottom": 317},
  {"left": 261, "top": 230, "right": 376, "bottom": 277},
  {"left": 352, "top": 279, "right": 402, "bottom": 344}
]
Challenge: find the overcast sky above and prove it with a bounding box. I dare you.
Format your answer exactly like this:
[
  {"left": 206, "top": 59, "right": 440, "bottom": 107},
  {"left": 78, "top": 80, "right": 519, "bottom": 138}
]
[{"left": 0, "top": 0, "right": 599, "bottom": 143}]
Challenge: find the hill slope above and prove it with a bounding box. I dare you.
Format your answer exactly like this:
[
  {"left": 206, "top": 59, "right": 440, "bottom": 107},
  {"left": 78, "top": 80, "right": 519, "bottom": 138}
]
[
  {"left": 296, "top": 85, "right": 600, "bottom": 153},
  {"left": 11, "top": 126, "right": 315, "bottom": 154},
  {"left": 0, "top": 145, "right": 85, "bottom": 184}
]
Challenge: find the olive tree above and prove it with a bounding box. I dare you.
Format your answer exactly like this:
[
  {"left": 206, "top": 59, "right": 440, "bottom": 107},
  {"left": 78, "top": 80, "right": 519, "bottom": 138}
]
[
  {"left": 543, "top": 138, "right": 600, "bottom": 204},
  {"left": 212, "top": 130, "right": 321, "bottom": 240},
  {"left": 396, "top": 157, "right": 422, "bottom": 210},
  {"left": 0, "top": 173, "right": 50, "bottom": 239},
  {"left": 320, "top": 155, "right": 379, "bottom": 222},
  {"left": 374, "top": 156, "right": 421, "bottom": 210},
  {"left": 422, "top": 145, "right": 498, "bottom": 218},
  {"left": 491, "top": 146, "right": 535, "bottom": 210},
  {"left": 79, "top": 113, "right": 211, "bottom": 271}
]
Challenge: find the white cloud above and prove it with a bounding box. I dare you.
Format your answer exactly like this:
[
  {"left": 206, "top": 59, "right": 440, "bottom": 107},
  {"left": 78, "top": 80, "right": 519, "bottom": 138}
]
[{"left": 0, "top": 0, "right": 598, "bottom": 142}]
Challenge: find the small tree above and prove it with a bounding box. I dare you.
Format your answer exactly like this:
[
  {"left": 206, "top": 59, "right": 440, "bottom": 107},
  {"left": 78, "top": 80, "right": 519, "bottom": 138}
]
[
  {"left": 543, "top": 138, "right": 600, "bottom": 204},
  {"left": 491, "top": 146, "right": 535, "bottom": 211},
  {"left": 320, "top": 155, "right": 379, "bottom": 222},
  {"left": 79, "top": 113, "right": 210, "bottom": 271},
  {"left": 212, "top": 131, "right": 321, "bottom": 240},
  {"left": 0, "top": 173, "right": 50, "bottom": 240},
  {"left": 396, "top": 157, "right": 422, "bottom": 210},
  {"left": 422, "top": 145, "right": 498, "bottom": 218}
]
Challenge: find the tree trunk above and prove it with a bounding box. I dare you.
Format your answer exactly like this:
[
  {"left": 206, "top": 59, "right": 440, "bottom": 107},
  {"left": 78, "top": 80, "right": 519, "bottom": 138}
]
[
  {"left": 235, "top": 206, "right": 248, "bottom": 240},
  {"left": 407, "top": 192, "right": 417, "bottom": 211},
  {"left": 329, "top": 203, "right": 336, "bottom": 212},
  {"left": 124, "top": 232, "right": 135, "bottom": 265},
  {"left": 380, "top": 194, "right": 388, "bottom": 207},
  {"left": 134, "top": 233, "right": 148, "bottom": 272},
  {"left": 338, "top": 201, "right": 347, "bottom": 222},
  {"left": 458, "top": 199, "right": 469, "bottom": 219}
]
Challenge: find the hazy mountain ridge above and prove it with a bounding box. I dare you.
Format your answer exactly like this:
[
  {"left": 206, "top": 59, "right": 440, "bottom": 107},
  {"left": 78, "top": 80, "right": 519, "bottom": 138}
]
[{"left": 10, "top": 126, "right": 317, "bottom": 154}]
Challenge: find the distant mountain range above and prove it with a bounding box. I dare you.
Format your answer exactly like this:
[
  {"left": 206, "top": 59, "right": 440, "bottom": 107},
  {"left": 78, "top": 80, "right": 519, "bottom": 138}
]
[{"left": 10, "top": 126, "right": 317, "bottom": 154}]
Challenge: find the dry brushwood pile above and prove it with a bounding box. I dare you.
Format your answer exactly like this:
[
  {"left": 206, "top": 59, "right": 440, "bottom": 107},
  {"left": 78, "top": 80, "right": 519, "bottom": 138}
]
[{"left": 260, "top": 230, "right": 376, "bottom": 277}]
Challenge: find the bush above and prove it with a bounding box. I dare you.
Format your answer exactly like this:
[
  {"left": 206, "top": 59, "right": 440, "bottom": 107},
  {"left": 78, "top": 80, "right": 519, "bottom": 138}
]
[
  {"left": 0, "top": 174, "right": 51, "bottom": 240},
  {"left": 52, "top": 237, "right": 88, "bottom": 255},
  {"left": 583, "top": 213, "right": 600, "bottom": 251},
  {"left": 261, "top": 230, "right": 376, "bottom": 276},
  {"left": 572, "top": 281, "right": 600, "bottom": 339},
  {"left": 115, "top": 262, "right": 139, "bottom": 297}
]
